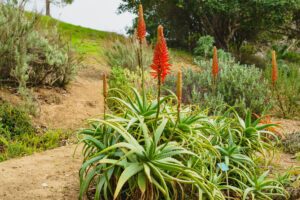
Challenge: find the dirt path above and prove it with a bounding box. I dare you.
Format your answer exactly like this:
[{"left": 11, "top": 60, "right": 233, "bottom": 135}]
[
  {"left": 0, "top": 59, "right": 106, "bottom": 199},
  {"left": 0, "top": 144, "right": 82, "bottom": 200},
  {"left": 34, "top": 66, "right": 106, "bottom": 130}
]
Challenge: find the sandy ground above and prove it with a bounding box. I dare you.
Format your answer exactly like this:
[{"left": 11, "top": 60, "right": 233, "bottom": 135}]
[
  {"left": 0, "top": 145, "right": 82, "bottom": 200},
  {"left": 277, "top": 118, "right": 300, "bottom": 134},
  {"left": 34, "top": 66, "right": 105, "bottom": 130}
]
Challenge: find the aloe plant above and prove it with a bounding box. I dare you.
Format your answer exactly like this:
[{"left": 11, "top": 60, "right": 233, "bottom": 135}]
[
  {"left": 79, "top": 118, "right": 223, "bottom": 199},
  {"left": 240, "top": 171, "right": 289, "bottom": 200},
  {"left": 235, "top": 110, "right": 279, "bottom": 157},
  {"left": 78, "top": 85, "right": 288, "bottom": 199}
]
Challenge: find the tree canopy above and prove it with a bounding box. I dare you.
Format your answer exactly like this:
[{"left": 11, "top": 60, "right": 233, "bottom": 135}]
[{"left": 119, "top": 0, "right": 300, "bottom": 51}]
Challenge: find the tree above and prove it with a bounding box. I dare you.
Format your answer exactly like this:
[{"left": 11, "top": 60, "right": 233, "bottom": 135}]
[
  {"left": 45, "top": 0, "right": 74, "bottom": 16},
  {"left": 119, "top": 0, "right": 300, "bottom": 51}
]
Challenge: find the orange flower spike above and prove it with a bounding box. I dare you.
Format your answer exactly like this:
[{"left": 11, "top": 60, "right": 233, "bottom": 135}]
[
  {"left": 137, "top": 4, "right": 146, "bottom": 42},
  {"left": 272, "top": 50, "right": 278, "bottom": 87},
  {"left": 212, "top": 46, "right": 219, "bottom": 79},
  {"left": 103, "top": 74, "right": 108, "bottom": 99},
  {"left": 150, "top": 25, "right": 171, "bottom": 82}
]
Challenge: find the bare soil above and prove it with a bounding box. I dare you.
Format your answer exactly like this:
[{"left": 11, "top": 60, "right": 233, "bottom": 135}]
[
  {"left": 277, "top": 118, "right": 300, "bottom": 134},
  {"left": 34, "top": 68, "right": 104, "bottom": 130},
  {"left": 0, "top": 144, "right": 81, "bottom": 200}
]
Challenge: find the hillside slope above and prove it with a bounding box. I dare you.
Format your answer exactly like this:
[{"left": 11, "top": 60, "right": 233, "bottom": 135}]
[{"left": 0, "top": 16, "right": 194, "bottom": 199}]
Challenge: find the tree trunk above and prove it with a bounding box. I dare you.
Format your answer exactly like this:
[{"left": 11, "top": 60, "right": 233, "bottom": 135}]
[{"left": 46, "top": 0, "right": 51, "bottom": 16}]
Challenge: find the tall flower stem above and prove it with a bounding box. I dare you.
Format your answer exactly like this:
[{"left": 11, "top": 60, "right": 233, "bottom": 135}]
[
  {"left": 171, "top": 70, "right": 182, "bottom": 139},
  {"left": 212, "top": 77, "right": 217, "bottom": 96},
  {"left": 274, "top": 87, "right": 286, "bottom": 118},
  {"left": 102, "top": 74, "right": 108, "bottom": 120},
  {"left": 176, "top": 70, "right": 182, "bottom": 122},
  {"left": 138, "top": 40, "right": 146, "bottom": 103},
  {"left": 155, "top": 74, "right": 161, "bottom": 125},
  {"left": 271, "top": 51, "right": 285, "bottom": 116},
  {"left": 137, "top": 4, "right": 146, "bottom": 103}
]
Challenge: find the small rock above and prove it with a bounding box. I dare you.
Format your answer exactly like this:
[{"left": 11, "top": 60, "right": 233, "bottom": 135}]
[{"left": 42, "top": 183, "right": 48, "bottom": 188}]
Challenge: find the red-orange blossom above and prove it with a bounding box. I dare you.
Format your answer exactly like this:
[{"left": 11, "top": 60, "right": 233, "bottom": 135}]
[
  {"left": 150, "top": 25, "right": 171, "bottom": 82},
  {"left": 212, "top": 46, "right": 219, "bottom": 79},
  {"left": 137, "top": 4, "right": 146, "bottom": 42}
]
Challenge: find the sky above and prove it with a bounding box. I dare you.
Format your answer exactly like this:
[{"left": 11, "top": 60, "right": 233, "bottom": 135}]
[{"left": 25, "top": 0, "right": 136, "bottom": 35}]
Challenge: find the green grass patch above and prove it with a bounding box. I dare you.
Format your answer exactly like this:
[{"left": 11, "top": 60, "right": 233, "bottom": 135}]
[
  {"left": 0, "top": 130, "right": 72, "bottom": 161},
  {"left": 37, "top": 15, "right": 122, "bottom": 57},
  {"left": 0, "top": 102, "right": 73, "bottom": 162}
]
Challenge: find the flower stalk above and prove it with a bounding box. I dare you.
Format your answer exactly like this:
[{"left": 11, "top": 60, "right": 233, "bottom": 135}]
[
  {"left": 137, "top": 4, "right": 146, "bottom": 96},
  {"left": 271, "top": 50, "right": 285, "bottom": 117},
  {"left": 176, "top": 69, "right": 182, "bottom": 122},
  {"left": 102, "top": 73, "right": 108, "bottom": 119}
]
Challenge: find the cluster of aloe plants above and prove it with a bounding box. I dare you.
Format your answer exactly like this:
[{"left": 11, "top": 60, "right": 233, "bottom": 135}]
[
  {"left": 78, "top": 4, "right": 288, "bottom": 200},
  {"left": 78, "top": 87, "right": 288, "bottom": 199}
]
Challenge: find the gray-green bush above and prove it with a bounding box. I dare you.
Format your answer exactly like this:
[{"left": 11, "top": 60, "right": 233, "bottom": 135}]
[
  {"left": 104, "top": 35, "right": 152, "bottom": 71},
  {"left": 0, "top": 2, "right": 77, "bottom": 88},
  {"left": 165, "top": 51, "right": 272, "bottom": 115},
  {"left": 267, "top": 62, "right": 300, "bottom": 118}
]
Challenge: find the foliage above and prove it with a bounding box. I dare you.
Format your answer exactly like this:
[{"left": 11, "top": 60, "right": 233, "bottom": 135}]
[
  {"left": 0, "top": 2, "right": 77, "bottom": 88},
  {"left": 108, "top": 67, "right": 156, "bottom": 110},
  {"left": 194, "top": 35, "right": 214, "bottom": 59},
  {"left": 119, "top": 0, "right": 300, "bottom": 50},
  {"left": 78, "top": 87, "right": 287, "bottom": 199},
  {"left": 272, "top": 44, "right": 300, "bottom": 64},
  {"left": 104, "top": 36, "right": 152, "bottom": 71},
  {"left": 268, "top": 63, "right": 300, "bottom": 118},
  {"left": 108, "top": 67, "right": 138, "bottom": 91},
  {"left": 0, "top": 129, "right": 71, "bottom": 162},
  {"left": 165, "top": 51, "right": 272, "bottom": 115},
  {"left": 0, "top": 102, "right": 70, "bottom": 161},
  {"left": 239, "top": 171, "right": 288, "bottom": 200},
  {"left": 282, "top": 132, "right": 300, "bottom": 154},
  {"left": 0, "top": 103, "right": 34, "bottom": 138}
]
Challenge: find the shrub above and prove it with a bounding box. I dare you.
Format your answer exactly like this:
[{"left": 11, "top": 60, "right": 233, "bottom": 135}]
[
  {"left": 282, "top": 132, "right": 300, "bottom": 154},
  {"left": 268, "top": 63, "right": 300, "bottom": 118},
  {"left": 0, "top": 103, "right": 34, "bottom": 138},
  {"left": 107, "top": 66, "right": 156, "bottom": 110},
  {"left": 104, "top": 36, "right": 152, "bottom": 71},
  {"left": 165, "top": 52, "right": 272, "bottom": 115},
  {"left": 272, "top": 44, "right": 300, "bottom": 63},
  {"left": 108, "top": 67, "right": 139, "bottom": 91},
  {"left": 194, "top": 35, "right": 215, "bottom": 59},
  {"left": 0, "top": 2, "right": 77, "bottom": 88}
]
